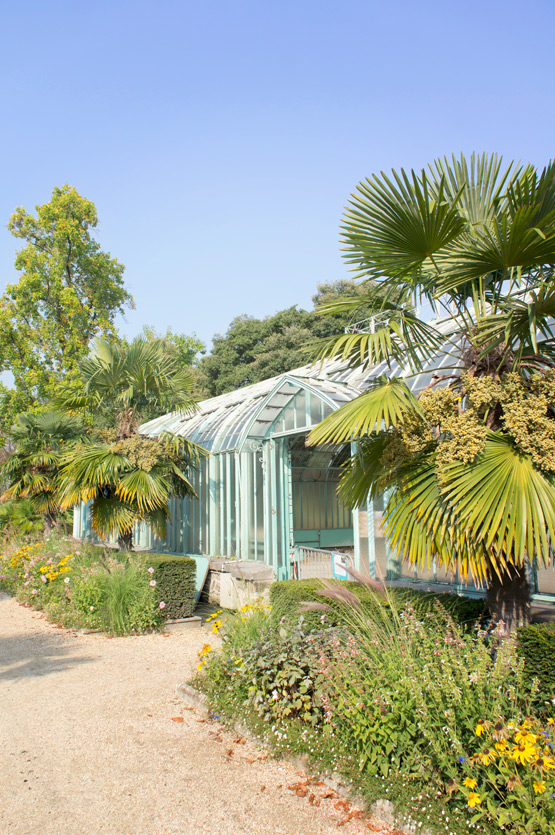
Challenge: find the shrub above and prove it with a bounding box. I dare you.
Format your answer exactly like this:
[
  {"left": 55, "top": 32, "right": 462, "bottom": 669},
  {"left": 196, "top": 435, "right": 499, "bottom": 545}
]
[
  {"left": 237, "top": 621, "right": 326, "bottom": 727},
  {"left": 324, "top": 597, "right": 529, "bottom": 784},
  {"left": 269, "top": 578, "right": 485, "bottom": 630},
  {"left": 518, "top": 622, "right": 555, "bottom": 711},
  {"left": 146, "top": 554, "right": 196, "bottom": 619}
]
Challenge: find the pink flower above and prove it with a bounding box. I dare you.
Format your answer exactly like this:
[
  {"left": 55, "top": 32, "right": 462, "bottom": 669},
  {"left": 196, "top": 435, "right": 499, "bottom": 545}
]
[
  {"left": 147, "top": 567, "right": 154, "bottom": 574},
  {"left": 23, "top": 581, "right": 29, "bottom": 587},
  {"left": 159, "top": 601, "right": 166, "bottom": 609},
  {"left": 31, "top": 590, "right": 37, "bottom": 595},
  {"left": 41, "top": 576, "right": 47, "bottom": 583},
  {"left": 150, "top": 580, "right": 156, "bottom": 586},
  {"left": 89, "top": 606, "right": 94, "bottom": 612}
]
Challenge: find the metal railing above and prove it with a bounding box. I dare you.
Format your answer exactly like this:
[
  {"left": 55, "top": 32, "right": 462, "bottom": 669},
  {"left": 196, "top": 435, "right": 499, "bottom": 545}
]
[{"left": 291, "top": 545, "right": 354, "bottom": 580}]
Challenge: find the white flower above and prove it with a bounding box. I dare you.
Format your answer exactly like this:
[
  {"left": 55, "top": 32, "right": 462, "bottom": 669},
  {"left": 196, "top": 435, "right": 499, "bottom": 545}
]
[
  {"left": 64, "top": 577, "right": 70, "bottom": 584},
  {"left": 271, "top": 689, "right": 279, "bottom": 700}
]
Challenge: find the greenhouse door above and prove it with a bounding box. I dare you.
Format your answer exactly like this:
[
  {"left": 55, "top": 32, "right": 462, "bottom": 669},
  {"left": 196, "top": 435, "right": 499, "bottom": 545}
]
[{"left": 288, "top": 435, "right": 353, "bottom": 551}]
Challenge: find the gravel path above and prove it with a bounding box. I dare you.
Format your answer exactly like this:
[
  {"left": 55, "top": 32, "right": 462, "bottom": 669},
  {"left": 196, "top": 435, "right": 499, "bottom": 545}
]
[{"left": 0, "top": 592, "right": 396, "bottom": 835}]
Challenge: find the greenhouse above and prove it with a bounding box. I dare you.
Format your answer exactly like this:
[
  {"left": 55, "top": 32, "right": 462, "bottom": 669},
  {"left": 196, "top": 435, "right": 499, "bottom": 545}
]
[
  {"left": 72, "top": 348, "right": 555, "bottom": 600},
  {"left": 74, "top": 341, "right": 458, "bottom": 578}
]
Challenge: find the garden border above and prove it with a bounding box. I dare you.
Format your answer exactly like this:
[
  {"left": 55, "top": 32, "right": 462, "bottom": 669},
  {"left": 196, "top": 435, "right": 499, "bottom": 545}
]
[{"left": 176, "top": 681, "right": 433, "bottom": 835}]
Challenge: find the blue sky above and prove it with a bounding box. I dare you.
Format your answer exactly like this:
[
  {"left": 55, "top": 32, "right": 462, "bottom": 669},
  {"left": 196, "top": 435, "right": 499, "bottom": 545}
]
[{"left": 0, "top": 0, "right": 554, "bottom": 351}]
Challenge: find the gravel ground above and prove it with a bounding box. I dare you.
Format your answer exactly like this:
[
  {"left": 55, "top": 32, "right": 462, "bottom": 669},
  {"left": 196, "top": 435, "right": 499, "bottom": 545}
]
[{"left": 0, "top": 592, "right": 397, "bottom": 835}]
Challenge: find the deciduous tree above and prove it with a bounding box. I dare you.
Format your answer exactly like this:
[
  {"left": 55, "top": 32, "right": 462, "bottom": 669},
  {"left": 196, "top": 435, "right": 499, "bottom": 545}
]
[{"left": 0, "top": 184, "right": 132, "bottom": 439}]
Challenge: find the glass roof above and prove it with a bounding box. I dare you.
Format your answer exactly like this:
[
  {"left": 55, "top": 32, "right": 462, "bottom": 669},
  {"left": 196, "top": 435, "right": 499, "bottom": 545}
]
[{"left": 141, "top": 325, "right": 460, "bottom": 453}]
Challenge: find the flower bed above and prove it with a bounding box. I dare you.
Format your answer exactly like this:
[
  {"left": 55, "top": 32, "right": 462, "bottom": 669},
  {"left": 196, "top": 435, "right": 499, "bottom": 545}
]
[
  {"left": 195, "top": 581, "right": 554, "bottom": 835},
  {"left": 0, "top": 535, "right": 166, "bottom": 635}
]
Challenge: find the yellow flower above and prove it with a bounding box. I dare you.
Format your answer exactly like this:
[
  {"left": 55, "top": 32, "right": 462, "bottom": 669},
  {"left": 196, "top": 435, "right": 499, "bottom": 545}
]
[
  {"left": 475, "top": 722, "right": 485, "bottom": 737},
  {"left": 533, "top": 781, "right": 547, "bottom": 795},
  {"left": 509, "top": 743, "right": 538, "bottom": 766},
  {"left": 537, "top": 756, "right": 555, "bottom": 770},
  {"left": 463, "top": 778, "right": 477, "bottom": 789},
  {"left": 547, "top": 718, "right": 555, "bottom": 725},
  {"left": 515, "top": 730, "right": 537, "bottom": 745},
  {"left": 495, "top": 740, "right": 508, "bottom": 753},
  {"left": 477, "top": 749, "right": 495, "bottom": 766},
  {"left": 467, "top": 792, "right": 482, "bottom": 808}
]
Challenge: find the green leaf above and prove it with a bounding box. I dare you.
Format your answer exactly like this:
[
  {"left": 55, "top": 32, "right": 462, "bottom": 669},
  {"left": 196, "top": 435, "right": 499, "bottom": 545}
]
[{"left": 309, "top": 377, "right": 422, "bottom": 446}]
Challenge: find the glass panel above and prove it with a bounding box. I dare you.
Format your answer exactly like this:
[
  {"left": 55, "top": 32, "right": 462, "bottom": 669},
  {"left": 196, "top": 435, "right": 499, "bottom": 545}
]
[
  {"left": 295, "top": 390, "right": 307, "bottom": 430},
  {"left": 283, "top": 402, "right": 295, "bottom": 431},
  {"left": 256, "top": 454, "right": 265, "bottom": 559},
  {"left": 309, "top": 396, "right": 323, "bottom": 425},
  {"left": 229, "top": 455, "right": 236, "bottom": 556},
  {"left": 247, "top": 452, "right": 256, "bottom": 559},
  {"left": 536, "top": 562, "right": 555, "bottom": 595}
]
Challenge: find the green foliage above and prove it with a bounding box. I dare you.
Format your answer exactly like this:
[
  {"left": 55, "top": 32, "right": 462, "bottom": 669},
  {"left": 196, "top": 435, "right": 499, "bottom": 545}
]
[
  {"left": 199, "top": 281, "right": 372, "bottom": 396},
  {"left": 323, "top": 596, "right": 528, "bottom": 786},
  {"left": 199, "top": 603, "right": 325, "bottom": 727},
  {"left": 54, "top": 334, "right": 204, "bottom": 549},
  {"left": 146, "top": 554, "right": 196, "bottom": 619},
  {"left": 269, "top": 578, "right": 486, "bottom": 630},
  {"left": 56, "top": 334, "right": 198, "bottom": 433},
  {"left": 238, "top": 621, "right": 326, "bottom": 727},
  {"left": 138, "top": 325, "right": 205, "bottom": 368},
  {"left": 0, "top": 409, "right": 87, "bottom": 526},
  {"left": 59, "top": 432, "right": 204, "bottom": 547},
  {"left": 92, "top": 562, "right": 161, "bottom": 635},
  {"left": 456, "top": 716, "right": 555, "bottom": 834},
  {"left": 0, "top": 499, "right": 46, "bottom": 537},
  {"left": 0, "top": 185, "right": 132, "bottom": 438},
  {"left": 518, "top": 622, "right": 555, "bottom": 709}
]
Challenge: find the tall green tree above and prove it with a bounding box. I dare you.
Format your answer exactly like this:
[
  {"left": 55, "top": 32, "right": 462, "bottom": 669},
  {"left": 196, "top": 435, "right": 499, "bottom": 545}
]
[
  {"left": 199, "top": 281, "right": 371, "bottom": 396},
  {"left": 310, "top": 153, "right": 555, "bottom": 627},
  {"left": 0, "top": 184, "right": 132, "bottom": 439},
  {"left": 58, "top": 336, "right": 203, "bottom": 550}
]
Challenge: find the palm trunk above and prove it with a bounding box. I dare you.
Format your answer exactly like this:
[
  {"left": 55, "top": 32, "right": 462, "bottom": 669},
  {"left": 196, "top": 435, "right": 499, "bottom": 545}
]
[
  {"left": 117, "top": 530, "right": 134, "bottom": 551},
  {"left": 486, "top": 563, "right": 531, "bottom": 633}
]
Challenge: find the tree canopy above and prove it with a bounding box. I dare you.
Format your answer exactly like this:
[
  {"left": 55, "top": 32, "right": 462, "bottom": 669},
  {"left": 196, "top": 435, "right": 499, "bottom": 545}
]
[
  {"left": 0, "top": 185, "right": 132, "bottom": 440},
  {"left": 198, "top": 280, "right": 372, "bottom": 397},
  {"left": 309, "top": 153, "right": 555, "bottom": 626}
]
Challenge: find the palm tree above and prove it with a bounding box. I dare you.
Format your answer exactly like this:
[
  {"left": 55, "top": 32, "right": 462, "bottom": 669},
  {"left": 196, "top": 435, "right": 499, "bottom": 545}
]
[
  {"left": 58, "top": 335, "right": 196, "bottom": 438},
  {"left": 309, "top": 153, "right": 555, "bottom": 628},
  {"left": 59, "top": 432, "right": 203, "bottom": 551},
  {"left": 0, "top": 410, "right": 87, "bottom": 530},
  {"left": 58, "top": 336, "right": 204, "bottom": 549}
]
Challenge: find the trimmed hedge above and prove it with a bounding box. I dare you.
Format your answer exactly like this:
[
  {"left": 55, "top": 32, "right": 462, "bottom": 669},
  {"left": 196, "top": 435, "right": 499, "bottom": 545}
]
[
  {"left": 517, "top": 622, "right": 555, "bottom": 708},
  {"left": 146, "top": 554, "right": 196, "bottom": 619},
  {"left": 269, "top": 579, "right": 486, "bottom": 629}
]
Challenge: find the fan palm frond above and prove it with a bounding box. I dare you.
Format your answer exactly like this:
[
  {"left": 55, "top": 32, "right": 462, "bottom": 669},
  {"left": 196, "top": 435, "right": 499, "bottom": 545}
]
[{"left": 309, "top": 377, "right": 422, "bottom": 446}]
